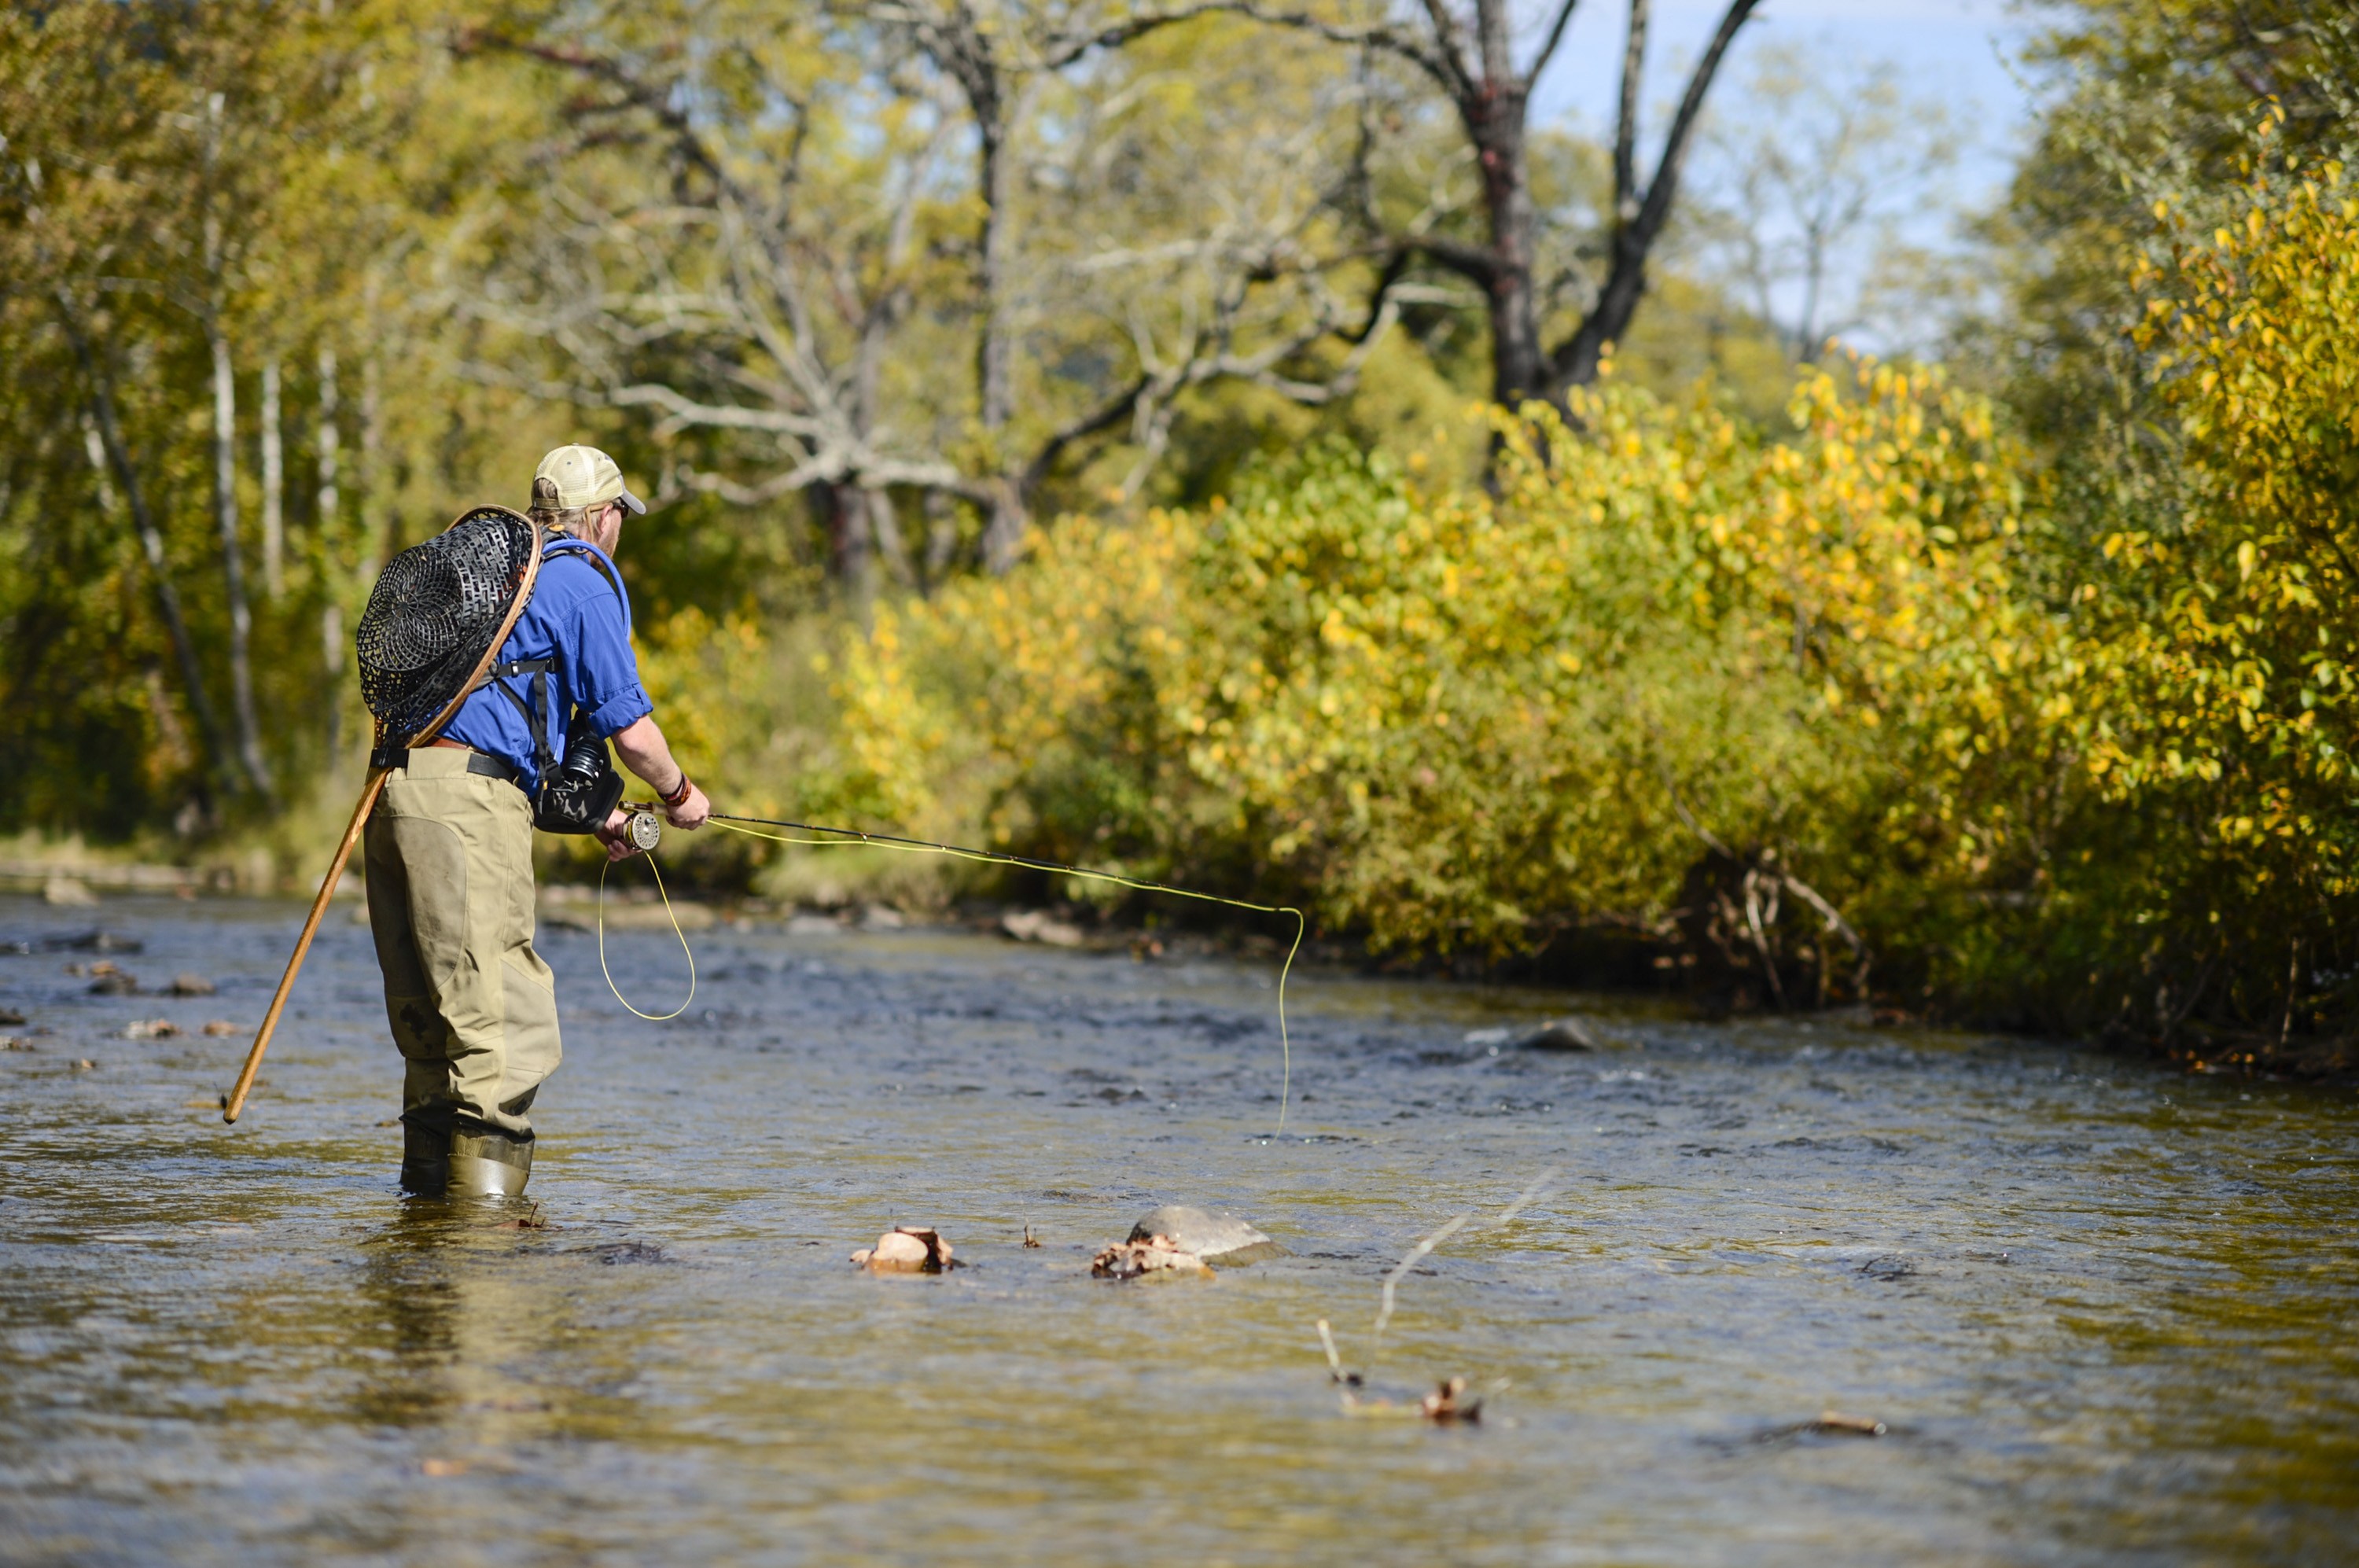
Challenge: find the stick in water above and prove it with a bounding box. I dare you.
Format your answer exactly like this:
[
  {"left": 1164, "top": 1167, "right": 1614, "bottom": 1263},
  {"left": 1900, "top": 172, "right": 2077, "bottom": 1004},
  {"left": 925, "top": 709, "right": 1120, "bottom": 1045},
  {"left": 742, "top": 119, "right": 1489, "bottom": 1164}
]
[{"left": 1365, "top": 1167, "right": 1561, "bottom": 1364}]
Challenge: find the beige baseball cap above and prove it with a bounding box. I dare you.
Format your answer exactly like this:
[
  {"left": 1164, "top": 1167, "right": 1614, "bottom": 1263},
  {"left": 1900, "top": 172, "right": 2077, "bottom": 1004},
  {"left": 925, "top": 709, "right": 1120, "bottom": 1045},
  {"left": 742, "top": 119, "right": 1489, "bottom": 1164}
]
[{"left": 532, "top": 445, "right": 646, "bottom": 515}]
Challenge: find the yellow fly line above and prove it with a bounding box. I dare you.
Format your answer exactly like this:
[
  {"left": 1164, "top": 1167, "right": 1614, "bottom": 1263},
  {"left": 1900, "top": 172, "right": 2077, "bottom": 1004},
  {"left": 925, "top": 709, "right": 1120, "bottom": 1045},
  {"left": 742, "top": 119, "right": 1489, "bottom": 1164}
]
[{"left": 592, "top": 810, "right": 1307, "bottom": 1134}]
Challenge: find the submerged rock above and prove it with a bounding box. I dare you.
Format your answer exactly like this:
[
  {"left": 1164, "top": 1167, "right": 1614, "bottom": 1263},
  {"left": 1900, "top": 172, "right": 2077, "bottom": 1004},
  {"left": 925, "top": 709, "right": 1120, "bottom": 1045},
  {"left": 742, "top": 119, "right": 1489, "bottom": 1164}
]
[
  {"left": 167, "top": 973, "right": 216, "bottom": 996},
  {"left": 1518, "top": 1016, "right": 1596, "bottom": 1051},
  {"left": 42, "top": 929, "right": 143, "bottom": 953},
  {"left": 1091, "top": 1234, "right": 1211, "bottom": 1279},
  {"left": 1462, "top": 1014, "right": 1599, "bottom": 1052},
  {"left": 1001, "top": 910, "right": 1085, "bottom": 948},
  {"left": 1127, "top": 1204, "right": 1282, "bottom": 1262}
]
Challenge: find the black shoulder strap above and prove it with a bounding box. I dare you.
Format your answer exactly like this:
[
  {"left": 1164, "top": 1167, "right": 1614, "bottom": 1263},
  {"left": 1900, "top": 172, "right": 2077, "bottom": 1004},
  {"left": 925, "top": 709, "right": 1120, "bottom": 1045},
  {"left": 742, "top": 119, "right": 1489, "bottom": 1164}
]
[
  {"left": 488, "top": 657, "right": 558, "bottom": 774},
  {"left": 480, "top": 536, "right": 630, "bottom": 775}
]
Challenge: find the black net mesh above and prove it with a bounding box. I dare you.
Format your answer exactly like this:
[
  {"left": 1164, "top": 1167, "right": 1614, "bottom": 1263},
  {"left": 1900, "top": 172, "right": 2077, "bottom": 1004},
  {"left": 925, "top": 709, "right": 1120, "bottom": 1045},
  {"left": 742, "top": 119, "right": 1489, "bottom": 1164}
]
[{"left": 355, "top": 507, "right": 539, "bottom": 747}]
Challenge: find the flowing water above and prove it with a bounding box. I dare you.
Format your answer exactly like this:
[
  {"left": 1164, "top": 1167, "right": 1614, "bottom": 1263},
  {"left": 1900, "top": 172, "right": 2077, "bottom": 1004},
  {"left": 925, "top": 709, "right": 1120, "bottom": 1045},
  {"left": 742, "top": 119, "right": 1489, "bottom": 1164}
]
[{"left": 2, "top": 891, "right": 2355, "bottom": 1566}]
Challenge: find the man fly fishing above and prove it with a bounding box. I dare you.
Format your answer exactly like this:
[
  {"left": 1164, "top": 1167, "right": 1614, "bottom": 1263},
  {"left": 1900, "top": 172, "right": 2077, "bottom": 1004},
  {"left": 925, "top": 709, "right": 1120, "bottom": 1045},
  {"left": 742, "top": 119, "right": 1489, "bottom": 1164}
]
[{"left": 364, "top": 446, "right": 710, "bottom": 1198}]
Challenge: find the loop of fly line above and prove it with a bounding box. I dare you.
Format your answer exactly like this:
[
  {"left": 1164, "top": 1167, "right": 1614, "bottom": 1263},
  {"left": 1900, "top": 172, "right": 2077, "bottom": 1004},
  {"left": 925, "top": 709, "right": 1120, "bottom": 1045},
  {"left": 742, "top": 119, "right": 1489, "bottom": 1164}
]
[
  {"left": 596, "top": 829, "right": 697, "bottom": 1022},
  {"left": 592, "top": 808, "right": 1305, "bottom": 1135}
]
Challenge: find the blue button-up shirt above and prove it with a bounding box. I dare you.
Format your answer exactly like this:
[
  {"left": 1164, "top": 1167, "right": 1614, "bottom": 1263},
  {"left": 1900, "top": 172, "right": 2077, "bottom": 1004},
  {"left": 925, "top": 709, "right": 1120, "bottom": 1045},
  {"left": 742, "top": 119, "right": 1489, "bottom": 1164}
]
[{"left": 440, "top": 539, "right": 653, "bottom": 792}]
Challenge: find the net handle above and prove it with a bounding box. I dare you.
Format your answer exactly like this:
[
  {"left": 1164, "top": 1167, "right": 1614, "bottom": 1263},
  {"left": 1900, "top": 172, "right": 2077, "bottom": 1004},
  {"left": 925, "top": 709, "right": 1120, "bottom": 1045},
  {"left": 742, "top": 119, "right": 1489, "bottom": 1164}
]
[{"left": 224, "top": 503, "right": 547, "bottom": 1127}]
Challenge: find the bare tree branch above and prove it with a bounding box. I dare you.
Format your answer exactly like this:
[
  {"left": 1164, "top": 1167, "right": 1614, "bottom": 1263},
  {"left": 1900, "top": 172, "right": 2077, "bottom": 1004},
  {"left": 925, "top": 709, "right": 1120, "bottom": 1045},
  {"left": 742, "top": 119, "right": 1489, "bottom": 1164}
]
[
  {"left": 1613, "top": 0, "right": 1648, "bottom": 222},
  {"left": 1525, "top": 0, "right": 1584, "bottom": 87}
]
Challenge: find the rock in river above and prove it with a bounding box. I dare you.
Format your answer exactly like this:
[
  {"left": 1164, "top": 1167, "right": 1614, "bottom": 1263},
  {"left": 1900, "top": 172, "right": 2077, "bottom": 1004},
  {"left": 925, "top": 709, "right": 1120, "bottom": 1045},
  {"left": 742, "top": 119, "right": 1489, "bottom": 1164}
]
[
  {"left": 1127, "top": 1205, "right": 1283, "bottom": 1263},
  {"left": 1462, "top": 1014, "right": 1598, "bottom": 1052},
  {"left": 851, "top": 1226, "right": 956, "bottom": 1273}
]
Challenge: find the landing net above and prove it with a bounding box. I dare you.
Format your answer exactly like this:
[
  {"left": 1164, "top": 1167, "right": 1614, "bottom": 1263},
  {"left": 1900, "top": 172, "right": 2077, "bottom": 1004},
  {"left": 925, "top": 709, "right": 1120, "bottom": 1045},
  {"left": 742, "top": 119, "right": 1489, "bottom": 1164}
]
[{"left": 355, "top": 506, "right": 541, "bottom": 757}]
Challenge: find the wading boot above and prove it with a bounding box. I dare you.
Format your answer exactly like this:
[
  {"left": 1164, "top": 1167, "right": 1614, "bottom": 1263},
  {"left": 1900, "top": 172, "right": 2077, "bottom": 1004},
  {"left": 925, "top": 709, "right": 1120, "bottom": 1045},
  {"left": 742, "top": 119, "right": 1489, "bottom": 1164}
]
[
  {"left": 399, "top": 1105, "right": 455, "bottom": 1195},
  {"left": 449, "top": 1123, "right": 533, "bottom": 1198}
]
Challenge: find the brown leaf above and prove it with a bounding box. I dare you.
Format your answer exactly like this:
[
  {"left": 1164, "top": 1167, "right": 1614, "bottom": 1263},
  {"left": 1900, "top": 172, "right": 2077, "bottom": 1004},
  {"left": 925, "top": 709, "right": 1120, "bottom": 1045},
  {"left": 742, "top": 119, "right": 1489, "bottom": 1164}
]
[
  {"left": 1420, "top": 1376, "right": 1481, "bottom": 1423},
  {"left": 1091, "top": 1234, "right": 1210, "bottom": 1279}
]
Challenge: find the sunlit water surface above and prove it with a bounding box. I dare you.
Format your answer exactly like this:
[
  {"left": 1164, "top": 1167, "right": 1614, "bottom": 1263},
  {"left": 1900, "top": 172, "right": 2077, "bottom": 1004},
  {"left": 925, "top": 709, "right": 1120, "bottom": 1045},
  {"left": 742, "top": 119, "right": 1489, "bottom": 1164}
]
[{"left": 2, "top": 893, "right": 2355, "bottom": 1566}]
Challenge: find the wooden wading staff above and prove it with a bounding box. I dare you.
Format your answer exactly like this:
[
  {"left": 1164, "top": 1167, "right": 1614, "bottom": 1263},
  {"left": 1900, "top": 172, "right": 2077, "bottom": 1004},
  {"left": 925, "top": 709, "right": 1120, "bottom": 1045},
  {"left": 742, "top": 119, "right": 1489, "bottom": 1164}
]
[
  {"left": 224, "top": 507, "right": 545, "bottom": 1125},
  {"left": 221, "top": 771, "right": 388, "bottom": 1123}
]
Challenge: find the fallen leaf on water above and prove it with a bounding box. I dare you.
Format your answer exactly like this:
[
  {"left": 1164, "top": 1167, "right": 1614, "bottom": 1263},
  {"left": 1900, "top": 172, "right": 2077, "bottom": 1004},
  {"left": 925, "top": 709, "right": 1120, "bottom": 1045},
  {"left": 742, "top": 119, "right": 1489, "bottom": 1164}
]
[
  {"left": 70, "top": 1058, "right": 96, "bottom": 1071},
  {"left": 420, "top": 1459, "right": 469, "bottom": 1477},
  {"left": 1420, "top": 1377, "right": 1481, "bottom": 1424}
]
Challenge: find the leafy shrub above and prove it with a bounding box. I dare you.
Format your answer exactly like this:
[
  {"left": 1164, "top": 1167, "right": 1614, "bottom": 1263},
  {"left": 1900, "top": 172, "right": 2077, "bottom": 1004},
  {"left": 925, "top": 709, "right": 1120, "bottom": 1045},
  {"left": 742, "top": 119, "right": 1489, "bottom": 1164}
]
[{"left": 828, "top": 362, "right": 2067, "bottom": 1007}]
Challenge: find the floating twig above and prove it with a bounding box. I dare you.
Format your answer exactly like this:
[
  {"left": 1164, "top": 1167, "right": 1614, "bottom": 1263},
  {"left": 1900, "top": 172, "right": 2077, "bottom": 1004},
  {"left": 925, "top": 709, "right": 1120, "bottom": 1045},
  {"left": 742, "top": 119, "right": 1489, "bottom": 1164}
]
[{"left": 1367, "top": 1166, "right": 1559, "bottom": 1365}]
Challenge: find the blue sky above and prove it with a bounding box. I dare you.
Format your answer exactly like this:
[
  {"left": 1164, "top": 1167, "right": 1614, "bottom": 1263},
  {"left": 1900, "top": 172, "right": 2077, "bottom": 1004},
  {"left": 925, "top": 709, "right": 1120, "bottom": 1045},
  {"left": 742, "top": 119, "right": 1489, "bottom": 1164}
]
[{"left": 1528, "top": 0, "right": 2054, "bottom": 208}]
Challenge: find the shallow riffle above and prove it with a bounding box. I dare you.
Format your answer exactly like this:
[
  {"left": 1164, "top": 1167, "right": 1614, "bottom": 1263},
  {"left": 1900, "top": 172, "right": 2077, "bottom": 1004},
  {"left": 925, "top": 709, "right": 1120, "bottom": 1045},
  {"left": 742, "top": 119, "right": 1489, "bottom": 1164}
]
[{"left": 2, "top": 893, "right": 2354, "bottom": 1566}]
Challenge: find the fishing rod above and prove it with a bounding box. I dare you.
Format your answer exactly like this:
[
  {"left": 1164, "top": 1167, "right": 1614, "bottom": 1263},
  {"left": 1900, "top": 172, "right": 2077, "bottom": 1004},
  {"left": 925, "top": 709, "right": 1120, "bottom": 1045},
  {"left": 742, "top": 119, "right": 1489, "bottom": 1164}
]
[
  {"left": 222, "top": 503, "right": 1307, "bottom": 1136},
  {"left": 605, "top": 805, "right": 1306, "bottom": 1132}
]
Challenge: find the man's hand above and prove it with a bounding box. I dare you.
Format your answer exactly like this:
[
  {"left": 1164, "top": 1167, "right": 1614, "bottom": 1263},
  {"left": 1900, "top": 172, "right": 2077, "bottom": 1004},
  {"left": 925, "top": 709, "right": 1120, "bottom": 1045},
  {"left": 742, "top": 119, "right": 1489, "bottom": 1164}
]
[
  {"left": 595, "top": 807, "right": 645, "bottom": 863},
  {"left": 665, "top": 779, "right": 711, "bottom": 830}
]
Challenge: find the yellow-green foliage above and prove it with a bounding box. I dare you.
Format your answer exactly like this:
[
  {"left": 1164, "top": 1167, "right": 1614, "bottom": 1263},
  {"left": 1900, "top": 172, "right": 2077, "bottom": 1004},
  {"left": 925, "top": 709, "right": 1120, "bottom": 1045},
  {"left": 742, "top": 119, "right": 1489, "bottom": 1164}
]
[
  {"left": 537, "top": 606, "right": 839, "bottom": 885},
  {"left": 2071, "top": 145, "right": 2359, "bottom": 934},
  {"left": 830, "top": 361, "right": 2057, "bottom": 967}
]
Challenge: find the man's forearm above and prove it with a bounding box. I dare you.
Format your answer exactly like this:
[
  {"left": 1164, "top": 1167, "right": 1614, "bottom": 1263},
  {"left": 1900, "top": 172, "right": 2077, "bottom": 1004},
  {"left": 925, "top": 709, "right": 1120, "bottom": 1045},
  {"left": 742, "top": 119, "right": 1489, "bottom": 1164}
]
[{"left": 610, "top": 715, "right": 686, "bottom": 794}]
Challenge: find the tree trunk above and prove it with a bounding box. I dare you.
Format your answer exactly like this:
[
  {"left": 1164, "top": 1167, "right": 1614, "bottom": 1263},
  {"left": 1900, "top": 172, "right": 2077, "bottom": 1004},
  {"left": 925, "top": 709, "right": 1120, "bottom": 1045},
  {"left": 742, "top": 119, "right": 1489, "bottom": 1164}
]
[
  {"left": 59, "top": 299, "right": 228, "bottom": 783},
  {"left": 315, "top": 345, "right": 340, "bottom": 528},
  {"left": 867, "top": 487, "right": 915, "bottom": 588},
  {"left": 1464, "top": 0, "right": 1543, "bottom": 410},
  {"left": 981, "top": 480, "right": 1026, "bottom": 576},
  {"left": 1544, "top": 0, "right": 1761, "bottom": 399},
  {"left": 360, "top": 340, "right": 385, "bottom": 565},
  {"left": 814, "top": 480, "right": 872, "bottom": 602},
  {"left": 210, "top": 323, "right": 274, "bottom": 797},
  {"left": 973, "top": 98, "right": 1030, "bottom": 576},
  {"left": 322, "top": 601, "right": 344, "bottom": 764},
  {"left": 1469, "top": 93, "right": 1540, "bottom": 410},
  {"left": 260, "top": 357, "right": 284, "bottom": 598},
  {"left": 977, "top": 117, "right": 1013, "bottom": 436},
  {"left": 317, "top": 346, "right": 344, "bottom": 762},
  {"left": 1551, "top": 228, "right": 1647, "bottom": 389},
  {"left": 922, "top": 488, "right": 960, "bottom": 594}
]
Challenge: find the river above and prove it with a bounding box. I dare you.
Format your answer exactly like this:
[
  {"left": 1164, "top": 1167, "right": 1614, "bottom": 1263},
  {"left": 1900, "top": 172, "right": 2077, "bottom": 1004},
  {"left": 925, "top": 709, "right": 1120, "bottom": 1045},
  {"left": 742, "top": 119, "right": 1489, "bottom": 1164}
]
[{"left": 2, "top": 893, "right": 2354, "bottom": 1565}]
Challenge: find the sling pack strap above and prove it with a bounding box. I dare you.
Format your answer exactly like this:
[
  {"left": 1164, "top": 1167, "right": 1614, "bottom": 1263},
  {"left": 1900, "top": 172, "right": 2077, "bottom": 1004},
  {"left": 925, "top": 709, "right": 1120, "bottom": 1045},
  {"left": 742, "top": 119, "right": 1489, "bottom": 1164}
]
[
  {"left": 478, "top": 536, "right": 633, "bottom": 780},
  {"left": 487, "top": 657, "right": 559, "bottom": 777}
]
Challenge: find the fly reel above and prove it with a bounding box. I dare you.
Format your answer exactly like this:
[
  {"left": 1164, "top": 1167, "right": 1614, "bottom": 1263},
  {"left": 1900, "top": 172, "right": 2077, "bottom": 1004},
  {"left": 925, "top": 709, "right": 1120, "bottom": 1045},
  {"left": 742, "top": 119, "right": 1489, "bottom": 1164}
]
[{"left": 626, "top": 810, "right": 663, "bottom": 852}]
